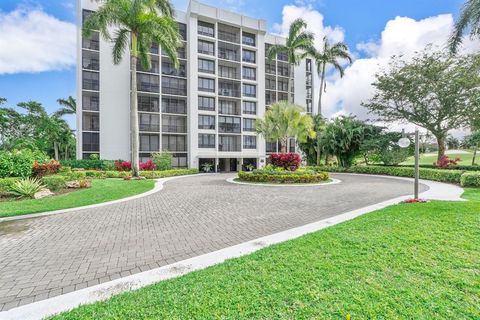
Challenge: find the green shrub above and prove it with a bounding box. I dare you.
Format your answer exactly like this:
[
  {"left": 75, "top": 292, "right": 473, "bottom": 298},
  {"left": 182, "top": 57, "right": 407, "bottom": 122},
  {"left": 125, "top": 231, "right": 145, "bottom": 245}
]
[
  {"left": 102, "top": 160, "right": 116, "bottom": 171},
  {"left": 59, "top": 166, "right": 72, "bottom": 174},
  {"left": 398, "top": 164, "right": 480, "bottom": 171},
  {"left": 238, "top": 170, "right": 329, "bottom": 184},
  {"left": 60, "top": 171, "right": 87, "bottom": 181},
  {"left": 41, "top": 175, "right": 67, "bottom": 191},
  {"left": 85, "top": 170, "right": 106, "bottom": 179},
  {"left": 0, "top": 177, "right": 20, "bottom": 192},
  {"left": 60, "top": 159, "right": 108, "bottom": 170},
  {"left": 140, "top": 168, "right": 198, "bottom": 179},
  {"left": 9, "top": 178, "right": 44, "bottom": 198},
  {"left": 0, "top": 149, "right": 46, "bottom": 178},
  {"left": 104, "top": 171, "right": 131, "bottom": 178},
  {"left": 460, "top": 172, "right": 480, "bottom": 187},
  {"left": 152, "top": 152, "right": 173, "bottom": 171},
  {"left": 311, "top": 165, "right": 463, "bottom": 184}
]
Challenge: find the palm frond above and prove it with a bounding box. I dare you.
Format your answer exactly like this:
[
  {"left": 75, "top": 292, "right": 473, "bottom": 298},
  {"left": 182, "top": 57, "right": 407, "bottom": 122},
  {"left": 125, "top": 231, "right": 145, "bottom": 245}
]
[
  {"left": 266, "top": 44, "right": 287, "bottom": 62},
  {"left": 112, "top": 28, "right": 130, "bottom": 64},
  {"left": 449, "top": 0, "right": 480, "bottom": 53}
]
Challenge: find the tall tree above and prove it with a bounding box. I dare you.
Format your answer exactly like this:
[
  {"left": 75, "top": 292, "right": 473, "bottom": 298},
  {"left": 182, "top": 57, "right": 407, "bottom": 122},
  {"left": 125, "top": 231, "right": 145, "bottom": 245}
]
[
  {"left": 298, "top": 115, "right": 326, "bottom": 165},
  {"left": 309, "top": 37, "right": 352, "bottom": 116},
  {"left": 449, "top": 0, "right": 480, "bottom": 53},
  {"left": 267, "top": 18, "right": 314, "bottom": 104},
  {"left": 55, "top": 96, "right": 77, "bottom": 117},
  {"left": 83, "top": 0, "right": 181, "bottom": 176},
  {"left": 256, "top": 101, "right": 315, "bottom": 153},
  {"left": 363, "top": 50, "right": 480, "bottom": 160}
]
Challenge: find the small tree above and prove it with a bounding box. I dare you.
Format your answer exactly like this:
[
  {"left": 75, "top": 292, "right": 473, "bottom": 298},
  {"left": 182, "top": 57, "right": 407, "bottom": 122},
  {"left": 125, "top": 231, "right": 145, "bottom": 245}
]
[
  {"left": 321, "top": 116, "right": 377, "bottom": 167},
  {"left": 361, "top": 131, "right": 412, "bottom": 166},
  {"left": 363, "top": 50, "right": 480, "bottom": 160},
  {"left": 256, "top": 101, "right": 315, "bottom": 153},
  {"left": 152, "top": 151, "right": 172, "bottom": 171},
  {"left": 464, "top": 131, "right": 480, "bottom": 165},
  {"left": 298, "top": 115, "right": 326, "bottom": 166}
]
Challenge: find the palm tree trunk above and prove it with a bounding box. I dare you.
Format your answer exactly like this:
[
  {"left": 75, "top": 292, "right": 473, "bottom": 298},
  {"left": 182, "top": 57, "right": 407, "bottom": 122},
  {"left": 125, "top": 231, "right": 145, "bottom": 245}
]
[
  {"left": 318, "top": 63, "right": 326, "bottom": 116},
  {"left": 65, "top": 144, "right": 68, "bottom": 160},
  {"left": 316, "top": 137, "right": 321, "bottom": 166},
  {"left": 472, "top": 145, "right": 478, "bottom": 166},
  {"left": 54, "top": 142, "right": 59, "bottom": 160},
  {"left": 130, "top": 45, "right": 140, "bottom": 177},
  {"left": 288, "top": 64, "right": 294, "bottom": 104},
  {"left": 281, "top": 137, "right": 288, "bottom": 153}
]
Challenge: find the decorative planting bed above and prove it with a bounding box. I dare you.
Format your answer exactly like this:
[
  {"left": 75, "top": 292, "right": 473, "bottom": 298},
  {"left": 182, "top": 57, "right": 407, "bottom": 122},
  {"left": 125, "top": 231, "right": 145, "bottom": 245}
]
[{"left": 238, "top": 168, "right": 330, "bottom": 184}]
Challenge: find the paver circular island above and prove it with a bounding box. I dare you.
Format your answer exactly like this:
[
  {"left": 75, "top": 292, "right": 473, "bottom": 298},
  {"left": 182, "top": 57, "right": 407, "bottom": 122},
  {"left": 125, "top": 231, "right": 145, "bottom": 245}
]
[{"left": 236, "top": 167, "right": 330, "bottom": 185}]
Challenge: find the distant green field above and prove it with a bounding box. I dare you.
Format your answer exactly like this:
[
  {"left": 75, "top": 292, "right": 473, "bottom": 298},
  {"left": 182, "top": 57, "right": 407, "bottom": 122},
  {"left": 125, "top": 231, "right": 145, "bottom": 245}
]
[{"left": 402, "top": 151, "right": 475, "bottom": 165}]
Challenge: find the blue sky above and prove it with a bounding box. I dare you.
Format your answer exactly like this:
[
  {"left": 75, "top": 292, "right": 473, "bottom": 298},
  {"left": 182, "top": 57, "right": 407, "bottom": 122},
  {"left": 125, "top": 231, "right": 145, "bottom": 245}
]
[{"left": 0, "top": 0, "right": 467, "bottom": 127}]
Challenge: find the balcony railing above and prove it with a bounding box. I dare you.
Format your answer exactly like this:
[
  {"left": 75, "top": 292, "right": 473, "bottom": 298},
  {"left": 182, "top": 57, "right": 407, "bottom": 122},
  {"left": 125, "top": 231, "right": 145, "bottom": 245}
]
[
  {"left": 138, "top": 82, "right": 159, "bottom": 93},
  {"left": 162, "top": 105, "right": 186, "bottom": 114},
  {"left": 162, "top": 125, "right": 187, "bottom": 133},
  {"left": 218, "top": 69, "right": 240, "bottom": 80},
  {"left": 218, "top": 88, "right": 241, "bottom": 98},
  {"left": 218, "top": 30, "right": 240, "bottom": 43},
  {"left": 218, "top": 50, "right": 240, "bottom": 62},
  {"left": 139, "top": 124, "right": 160, "bottom": 132},
  {"left": 162, "top": 67, "right": 186, "bottom": 77},
  {"left": 218, "top": 124, "right": 241, "bottom": 134}
]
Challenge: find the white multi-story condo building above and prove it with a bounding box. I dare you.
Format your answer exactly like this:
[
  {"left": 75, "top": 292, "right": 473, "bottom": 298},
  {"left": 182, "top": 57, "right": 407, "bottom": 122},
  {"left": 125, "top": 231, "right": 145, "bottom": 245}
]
[{"left": 77, "top": 0, "right": 316, "bottom": 171}]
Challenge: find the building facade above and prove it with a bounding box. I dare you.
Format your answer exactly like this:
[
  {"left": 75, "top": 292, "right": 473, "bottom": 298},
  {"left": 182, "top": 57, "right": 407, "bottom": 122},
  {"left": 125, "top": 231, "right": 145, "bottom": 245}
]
[{"left": 77, "top": 0, "right": 316, "bottom": 171}]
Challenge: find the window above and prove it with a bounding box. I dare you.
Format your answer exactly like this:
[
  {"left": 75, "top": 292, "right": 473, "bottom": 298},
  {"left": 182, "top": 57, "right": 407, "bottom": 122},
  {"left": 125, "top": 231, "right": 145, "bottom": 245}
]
[
  {"left": 198, "top": 77, "right": 215, "bottom": 92},
  {"left": 82, "top": 92, "right": 99, "bottom": 111},
  {"left": 162, "top": 97, "right": 186, "bottom": 114},
  {"left": 198, "top": 40, "right": 215, "bottom": 55},
  {"left": 140, "top": 134, "right": 159, "bottom": 152},
  {"left": 265, "top": 61, "right": 276, "bottom": 74},
  {"left": 162, "top": 58, "right": 186, "bottom": 77},
  {"left": 162, "top": 115, "right": 186, "bottom": 133},
  {"left": 278, "top": 92, "right": 288, "bottom": 102},
  {"left": 266, "top": 78, "right": 276, "bottom": 90},
  {"left": 242, "top": 66, "right": 256, "bottom": 80},
  {"left": 242, "top": 32, "right": 256, "bottom": 46},
  {"left": 265, "top": 43, "right": 272, "bottom": 57},
  {"left": 218, "top": 116, "right": 241, "bottom": 133},
  {"left": 278, "top": 52, "right": 288, "bottom": 61},
  {"left": 172, "top": 153, "right": 188, "bottom": 167},
  {"left": 306, "top": 58, "right": 312, "bottom": 72},
  {"left": 139, "top": 113, "right": 160, "bottom": 132},
  {"left": 137, "top": 73, "right": 159, "bottom": 92},
  {"left": 82, "top": 112, "right": 99, "bottom": 131},
  {"left": 278, "top": 79, "right": 288, "bottom": 92},
  {"left": 162, "top": 135, "right": 186, "bottom": 152},
  {"left": 243, "top": 118, "right": 255, "bottom": 132},
  {"left": 306, "top": 100, "right": 312, "bottom": 113},
  {"left": 218, "top": 42, "right": 239, "bottom": 61},
  {"left": 83, "top": 71, "right": 99, "bottom": 90},
  {"left": 243, "top": 135, "right": 256, "bottom": 149},
  {"left": 163, "top": 45, "right": 186, "bottom": 59},
  {"left": 218, "top": 23, "right": 240, "bottom": 43},
  {"left": 162, "top": 77, "right": 186, "bottom": 96},
  {"left": 198, "top": 21, "right": 214, "bottom": 37},
  {"left": 82, "top": 132, "right": 99, "bottom": 151},
  {"left": 138, "top": 95, "right": 159, "bottom": 112},
  {"left": 219, "top": 81, "right": 240, "bottom": 97},
  {"left": 266, "top": 91, "right": 276, "bottom": 105},
  {"left": 243, "top": 84, "right": 256, "bottom": 97},
  {"left": 218, "top": 135, "right": 241, "bottom": 151},
  {"left": 198, "top": 59, "right": 215, "bottom": 74},
  {"left": 198, "top": 115, "right": 215, "bottom": 129},
  {"left": 199, "top": 134, "right": 215, "bottom": 148},
  {"left": 242, "top": 49, "right": 256, "bottom": 63},
  {"left": 177, "top": 22, "right": 187, "bottom": 40},
  {"left": 277, "top": 64, "right": 291, "bottom": 77},
  {"left": 82, "top": 32, "right": 99, "bottom": 50},
  {"left": 198, "top": 96, "right": 215, "bottom": 111},
  {"left": 289, "top": 138, "right": 296, "bottom": 152},
  {"left": 243, "top": 101, "right": 256, "bottom": 115},
  {"left": 137, "top": 57, "right": 159, "bottom": 73},
  {"left": 219, "top": 100, "right": 239, "bottom": 115},
  {"left": 82, "top": 9, "right": 95, "bottom": 25},
  {"left": 218, "top": 65, "right": 239, "bottom": 79}
]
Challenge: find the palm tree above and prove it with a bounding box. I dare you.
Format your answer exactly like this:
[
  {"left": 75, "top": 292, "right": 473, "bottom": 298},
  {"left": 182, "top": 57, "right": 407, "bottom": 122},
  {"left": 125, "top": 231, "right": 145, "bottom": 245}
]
[
  {"left": 55, "top": 96, "right": 76, "bottom": 117},
  {"left": 309, "top": 37, "right": 352, "bottom": 116},
  {"left": 256, "top": 101, "right": 315, "bottom": 153},
  {"left": 312, "top": 114, "right": 327, "bottom": 165},
  {"left": 267, "top": 18, "right": 314, "bottom": 104},
  {"left": 83, "top": 0, "right": 181, "bottom": 176},
  {"left": 449, "top": 0, "right": 480, "bottom": 53}
]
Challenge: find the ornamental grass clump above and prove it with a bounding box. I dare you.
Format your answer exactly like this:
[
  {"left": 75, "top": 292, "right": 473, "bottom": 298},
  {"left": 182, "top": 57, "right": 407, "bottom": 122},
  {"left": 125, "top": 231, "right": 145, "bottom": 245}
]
[{"left": 9, "top": 178, "right": 45, "bottom": 198}]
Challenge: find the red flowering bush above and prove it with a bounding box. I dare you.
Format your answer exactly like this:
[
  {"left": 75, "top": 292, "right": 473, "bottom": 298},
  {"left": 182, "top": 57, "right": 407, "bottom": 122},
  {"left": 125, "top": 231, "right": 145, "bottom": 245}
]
[
  {"left": 433, "top": 155, "right": 460, "bottom": 169},
  {"left": 114, "top": 160, "right": 131, "bottom": 171},
  {"left": 115, "top": 160, "right": 156, "bottom": 171},
  {"left": 32, "top": 160, "right": 61, "bottom": 177},
  {"left": 402, "top": 198, "right": 429, "bottom": 204},
  {"left": 139, "top": 160, "right": 156, "bottom": 171},
  {"left": 269, "top": 153, "right": 302, "bottom": 171}
]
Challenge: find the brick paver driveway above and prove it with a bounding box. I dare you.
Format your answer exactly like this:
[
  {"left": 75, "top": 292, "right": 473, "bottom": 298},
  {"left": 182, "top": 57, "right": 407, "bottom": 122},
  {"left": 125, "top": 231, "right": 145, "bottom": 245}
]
[{"left": 0, "top": 173, "right": 426, "bottom": 311}]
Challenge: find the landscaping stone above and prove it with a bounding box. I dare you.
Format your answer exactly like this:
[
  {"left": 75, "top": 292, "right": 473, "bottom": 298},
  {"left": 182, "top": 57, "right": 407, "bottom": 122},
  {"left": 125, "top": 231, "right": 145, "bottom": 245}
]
[
  {"left": 65, "top": 181, "right": 80, "bottom": 189},
  {"left": 33, "top": 188, "right": 54, "bottom": 199}
]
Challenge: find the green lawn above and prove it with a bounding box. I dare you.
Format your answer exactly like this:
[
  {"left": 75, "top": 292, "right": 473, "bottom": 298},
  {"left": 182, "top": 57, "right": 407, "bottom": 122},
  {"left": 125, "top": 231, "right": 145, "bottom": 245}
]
[
  {"left": 50, "top": 189, "right": 480, "bottom": 319},
  {"left": 402, "top": 151, "right": 475, "bottom": 165},
  {"left": 0, "top": 179, "right": 155, "bottom": 218}
]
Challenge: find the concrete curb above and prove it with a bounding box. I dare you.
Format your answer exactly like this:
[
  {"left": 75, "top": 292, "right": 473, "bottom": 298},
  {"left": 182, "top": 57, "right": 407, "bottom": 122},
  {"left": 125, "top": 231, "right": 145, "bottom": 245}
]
[
  {"left": 226, "top": 177, "right": 342, "bottom": 187},
  {"left": 0, "top": 175, "right": 464, "bottom": 320},
  {"left": 0, "top": 174, "right": 205, "bottom": 223}
]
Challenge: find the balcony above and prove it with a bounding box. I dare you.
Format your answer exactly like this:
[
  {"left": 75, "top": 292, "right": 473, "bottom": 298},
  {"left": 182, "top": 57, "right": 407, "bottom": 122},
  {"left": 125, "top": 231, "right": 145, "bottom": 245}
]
[
  {"left": 218, "top": 23, "right": 240, "bottom": 43},
  {"left": 218, "top": 99, "right": 240, "bottom": 115},
  {"left": 218, "top": 135, "right": 241, "bottom": 152},
  {"left": 218, "top": 116, "right": 241, "bottom": 133},
  {"left": 162, "top": 58, "right": 186, "bottom": 77},
  {"left": 218, "top": 61, "right": 240, "bottom": 80},
  {"left": 218, "top": 42, "right": 240, "bottom": 62}
]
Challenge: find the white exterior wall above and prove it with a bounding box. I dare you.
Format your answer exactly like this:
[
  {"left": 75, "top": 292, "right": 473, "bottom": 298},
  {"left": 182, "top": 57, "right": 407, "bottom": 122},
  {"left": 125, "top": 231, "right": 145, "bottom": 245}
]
[{"left": 77, "top": 0, "right": 316, "bottom": 168}]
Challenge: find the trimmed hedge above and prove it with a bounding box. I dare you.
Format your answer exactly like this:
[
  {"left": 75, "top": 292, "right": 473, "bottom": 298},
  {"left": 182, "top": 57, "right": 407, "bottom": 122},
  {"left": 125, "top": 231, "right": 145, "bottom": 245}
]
[
  {"left": 460, "top": 172, "right": 480, "bottom": 187},
  {"left": 140, "top": 169, "right": 198, "bottom": 179},
  {"left": 60, "top": 159, "right": 115, "bottom": 170},
  {"left": 397, "top": 164, "right": 480, "bottom": 171},
  {"left": 238, "top": 170, "right": 329, "bottom": 184},
  {"left": 311, "top": 165, "right": 480, "bottom": 186}
]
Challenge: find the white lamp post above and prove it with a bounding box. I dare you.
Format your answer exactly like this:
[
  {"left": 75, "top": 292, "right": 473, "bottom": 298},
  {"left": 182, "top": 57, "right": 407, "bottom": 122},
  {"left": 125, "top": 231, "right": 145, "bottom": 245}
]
[{"left": 398, "top": 128, "right": 420, "bottom": 199}]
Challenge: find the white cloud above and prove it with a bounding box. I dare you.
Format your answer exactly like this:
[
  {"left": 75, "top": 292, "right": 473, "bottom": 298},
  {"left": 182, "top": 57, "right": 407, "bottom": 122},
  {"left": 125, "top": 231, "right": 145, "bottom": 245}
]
[
  {"left": 0, "top": 6, "right": 76, "bottom": 74},
  {"left": 323, "top": 14, "right": 480, "bottom": 121}
]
